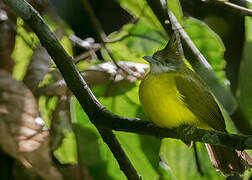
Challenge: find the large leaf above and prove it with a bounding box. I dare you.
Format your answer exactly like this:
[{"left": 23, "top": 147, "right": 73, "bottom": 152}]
[
  {"left": 53, "top": 130, "right": 78, "bottom": 164},
  {"left": 72, "top": 124, "right": 114, "bottom": 180},
  {"left": 185, "top": 18, "right": 227, "bottom": 84},
  {"left": 72, "top": 95, "right": 126, "bottom": 180},
  {"left": 117, "top": 0, "right": 164, "bottom": 32},
  {"left": 12, "top": 14, "right": 73, "bottom": 81},
  {"left": 167, "top": 0, "right": 184, "bottom": 26},
  {"left": 160, "top": 139, "right": 224, "bottom": 180},
  {"left": 12, "top": 18, "right": 36, "bottom": 80},
  {"left": 237, "top": 4, "right": 252, "bottom": 129},
  {"left": 108, "top": 21, "right": 166, "bottom": 63}
]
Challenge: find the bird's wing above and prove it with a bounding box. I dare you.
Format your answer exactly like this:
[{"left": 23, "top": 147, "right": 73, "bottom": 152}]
[{"left": 175, "top": 68, "right": 226, "bottom": 131}]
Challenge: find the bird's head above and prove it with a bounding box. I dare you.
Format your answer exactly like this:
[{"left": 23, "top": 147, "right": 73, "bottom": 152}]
[{"left": 143, "top": 33, "right": 184, "bottom": 74}]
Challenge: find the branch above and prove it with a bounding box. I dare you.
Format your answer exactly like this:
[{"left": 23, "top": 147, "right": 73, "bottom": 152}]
[
  {"left": 204, "top": 0, "right": 252, "bottom": 17},
  {"left": 96, "top": 113, "right": 252, "bottom": 151},
  {"left": 4, "top": 0, "right": 252, "bottom": 172}
]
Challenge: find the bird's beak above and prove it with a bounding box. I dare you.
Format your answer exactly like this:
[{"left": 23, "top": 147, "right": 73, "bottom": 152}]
[{"left": 143, "top": 55, "right": 157, "bottom": 64}]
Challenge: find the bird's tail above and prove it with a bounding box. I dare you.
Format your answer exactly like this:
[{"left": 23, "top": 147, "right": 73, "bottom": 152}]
[{"left": 205, "top": 144, "right": 252, "bottom": 175}]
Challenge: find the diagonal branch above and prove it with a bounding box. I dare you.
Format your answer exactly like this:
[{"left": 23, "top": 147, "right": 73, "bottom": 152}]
[{"left": 204, "top": 0, "right": 252, "bottom": 17}]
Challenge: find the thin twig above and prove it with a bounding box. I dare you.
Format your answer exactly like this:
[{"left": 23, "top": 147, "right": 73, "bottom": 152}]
[
  {"left": 204, "top": 0, "right": 252, "bottom": 17},
  {"left": 106, "top": 33, "right": 165, "bottom": 44},
  {"left": 81, "top": 0, "right": 142, "bottom": 79},
  {"left": 74, "top": 49, "right": 100, "bottom": 64},
  {"left": 105, "top": 33, "right": 131, "bottom": 43},
  {"left": 70, "top": 35, "right": 101, "bottom": 61},
  {"left": 69, "top": 35, "right": 101, "bottom": 50},
  {"left": 104, "top": 46, "right": 141, "bottom": 79},
  {"left": 81, "top": 0, "right": 106, "bottom": 44},
  {"left": 105, "top": 18, "right": 139, "bottom": 43}
]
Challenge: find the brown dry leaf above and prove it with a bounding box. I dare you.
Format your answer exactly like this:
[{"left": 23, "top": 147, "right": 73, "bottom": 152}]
[
  {"left": 23, "top": 45, "right": 51, "bottom": 93},
  {"left": 0, "top": 0, "right": 16, "bottom": 73},
  {"left": 36, "top": 61, "right": 149, "bottom": 96},
  {"left": 0, "top": 70, "right": 62, "bottom": 180}
]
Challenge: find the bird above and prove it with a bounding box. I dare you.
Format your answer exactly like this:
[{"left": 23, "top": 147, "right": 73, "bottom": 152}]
[{"left": 139, "top": 33, "right": 250, "bottom": 175}]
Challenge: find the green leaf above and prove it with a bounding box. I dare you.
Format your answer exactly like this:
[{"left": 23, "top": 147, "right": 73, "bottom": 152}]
[
  {"left": 185, "top": 18, "right": 227, "bottom": 83},
  {"left": 73, "top": 124, "right": 115, "bottom": 180},
  {"left": 108, "top": 21, "right": 166, "bottom": 63},
  {"left": 12, "top": 15, "right": 73, "bottom": 81},
  {"left": 237, "top": 3, "right": 252, "bottom": 128},
  {"left": 53, "top": 130, "right": 78, "bottom": 164},
  {"left": 167, "top": 0, "right": 184, "bottom": 26},
  {"left": 12, "top": 18, "right": 36, "bottom": 80},
  {"left": 117, "top": 0, "right": 165, "bottom": 32},
  {"left": 72, "top": 96, "right": 125, "bottom": 180},
  {"left": 160, "top": 139, "right": 224, "bottom": 180}
]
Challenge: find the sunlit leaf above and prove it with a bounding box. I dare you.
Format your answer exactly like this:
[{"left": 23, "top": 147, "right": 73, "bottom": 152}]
[
  {"left": 12, "top": 18, "right": 35, "bottom": 80},
  {"left": 72, "top": 96, "right": 125, "bottom": 180},
  {"left": 108, "top": 21, "right": 166, "bottom": 63},
  {"left": 167, "top": 0, "right": 184, "bottom": 26},
  {"left": 160, "top": 139, "right": 224, "bottom": 180},
  {"left": 73, "top": 124, "right": 114, "bottom": 180},
  {"left": 237, "top": 3, "right": 252, "bottom": 128},
  {"left": 185, "top": 17, "right": 227, "bottom": 84},
  {"left": 117, "top": 0, "right": 165, "bottom": 32},
  {"left": 53, "top": 130, "right": 78, "bottom": 164}
]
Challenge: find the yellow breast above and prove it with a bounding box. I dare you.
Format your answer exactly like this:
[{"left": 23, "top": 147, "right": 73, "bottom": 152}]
[{"left": 139, "top": 72, "right": 207, "bottom": 129}]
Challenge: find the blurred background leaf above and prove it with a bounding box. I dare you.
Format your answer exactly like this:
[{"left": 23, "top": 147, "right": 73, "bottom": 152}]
[
  {"left": 237, "top": 3, "right": 252, "bottom": 128},
  {"left": 1, "top": 0, "right": 252, "bottom": 179},
  {"left": 117, "top": 0, "right": 165, "bottom": 32},
  {"left": 185, "top": 18, "right": 227, "bottom": 84},
  {"left": 160, "top": 140, "right": 224, "bottom": 180}
]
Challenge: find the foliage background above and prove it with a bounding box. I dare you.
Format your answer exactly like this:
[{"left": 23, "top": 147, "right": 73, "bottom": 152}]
[{"left": 0, "top": 0, "right": 252, "bottom": 180}]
